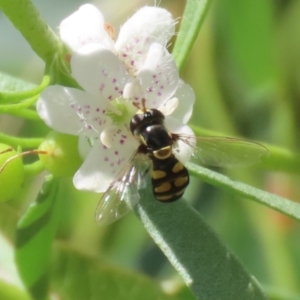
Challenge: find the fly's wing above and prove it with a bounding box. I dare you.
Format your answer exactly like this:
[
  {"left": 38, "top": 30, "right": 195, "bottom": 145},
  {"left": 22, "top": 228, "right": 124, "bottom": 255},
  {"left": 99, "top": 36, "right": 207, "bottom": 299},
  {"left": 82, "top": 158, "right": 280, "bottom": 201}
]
[
  {"left": 177, "top": 135, "right": 269, "bottom": 168},
  {"left": 95, "top": 153, "right": 150, "bottom": 226}
]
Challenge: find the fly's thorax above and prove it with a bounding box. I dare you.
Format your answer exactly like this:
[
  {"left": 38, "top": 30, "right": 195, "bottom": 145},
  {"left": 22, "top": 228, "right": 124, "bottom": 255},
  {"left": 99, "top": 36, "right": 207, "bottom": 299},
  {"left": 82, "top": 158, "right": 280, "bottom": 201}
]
[
  {"left": 140, "top": 124, "right": 173, "bottom": 153},
  {"left": 130, "top": 108, "right": 165, "bottom": 136}
]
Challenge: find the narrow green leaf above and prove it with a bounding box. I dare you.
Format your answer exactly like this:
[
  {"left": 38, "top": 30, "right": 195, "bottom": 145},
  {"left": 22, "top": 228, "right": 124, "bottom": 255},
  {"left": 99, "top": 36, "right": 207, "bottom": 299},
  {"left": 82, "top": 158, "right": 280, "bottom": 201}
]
[
  {"left": 0, "top": 95, "right": 39, "bottom": 113},
  {"left": 0, "top": 72, "right": 35, "bottom": 94},
  {"left": 4, "top": 108, "right": 41, "bottom": 121},
  {"left": 52, "top": 243, "right": 177, "bottom": 300},
  {"left": 15, "top": 175, "right": 61, "bottom": 300},
  {"left": 187, "top": 162, "right": 300, "bottom": 222},
  {"left": 0, "top": 74, "right": 49, "bottom": 103},
  {"left": 134, "top": 184, "right": 268, "bottom": 300},
  {"left": 0, "top": 132, "right": 43, "bottom": 149},
  {"left": 172, "top": 0, "right": 212, "bottom": 70}
]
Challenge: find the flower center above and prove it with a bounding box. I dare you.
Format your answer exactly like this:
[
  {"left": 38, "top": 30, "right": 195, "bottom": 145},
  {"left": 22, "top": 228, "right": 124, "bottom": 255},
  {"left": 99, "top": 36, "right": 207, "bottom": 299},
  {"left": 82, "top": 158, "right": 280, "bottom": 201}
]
[{"left": 106, "top": 98, "right": 136, "bottom": 125}]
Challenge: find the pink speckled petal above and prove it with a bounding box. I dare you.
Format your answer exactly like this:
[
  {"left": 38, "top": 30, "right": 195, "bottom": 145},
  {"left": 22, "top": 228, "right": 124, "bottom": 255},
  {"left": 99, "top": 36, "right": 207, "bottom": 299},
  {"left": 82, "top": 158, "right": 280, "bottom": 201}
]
[
  {"left": 136, "top": 43, "right": 179, "bottom": 109},
  {"left": 115, "top": 6, "right": 175, "bottom": 75},
  {"left": 171, "top": 80, "right": 195, "bottom": 124},
  {"left": 37, "top": 85, "right": 111, "bottom": 137},
  {"left": 71, "top": 44, "right": 131, "bottom": 101},
  {"left": 60, "top": 4, "right": 114, "bottom": 51},
  {"left": 73, "top": 128, "right": 139, "bottom": 192}
]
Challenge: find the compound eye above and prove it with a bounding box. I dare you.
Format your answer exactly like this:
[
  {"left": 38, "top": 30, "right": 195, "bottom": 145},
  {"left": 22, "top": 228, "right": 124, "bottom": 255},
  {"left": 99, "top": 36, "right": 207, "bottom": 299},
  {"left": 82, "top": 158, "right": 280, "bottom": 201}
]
[
  {"left": 144, "top": 111, "right": 152, "bottom": 118},
  {"left": 130, "top": 113, "right": 144, "bottom": 134}
]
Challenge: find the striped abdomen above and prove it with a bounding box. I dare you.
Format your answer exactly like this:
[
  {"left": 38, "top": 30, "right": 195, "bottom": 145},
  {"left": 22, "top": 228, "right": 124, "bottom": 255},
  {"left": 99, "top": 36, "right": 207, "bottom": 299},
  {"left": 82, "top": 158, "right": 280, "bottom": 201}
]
[{"left": 151, "top": 154, "right": 189, "bottom": 202}]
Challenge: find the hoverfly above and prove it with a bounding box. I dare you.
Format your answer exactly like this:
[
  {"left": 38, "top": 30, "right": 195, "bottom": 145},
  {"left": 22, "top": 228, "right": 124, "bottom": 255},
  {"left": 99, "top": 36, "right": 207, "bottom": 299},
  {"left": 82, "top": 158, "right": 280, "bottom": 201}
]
[{"left": 95, "top": 103, "right": 269, "bottom": 225}]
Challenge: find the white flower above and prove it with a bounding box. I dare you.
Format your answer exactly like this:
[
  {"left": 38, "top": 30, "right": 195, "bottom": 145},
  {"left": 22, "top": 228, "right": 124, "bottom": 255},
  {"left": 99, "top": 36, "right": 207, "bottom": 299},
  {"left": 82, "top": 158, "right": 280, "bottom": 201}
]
[
  {"left": 37, "top": 41, "right": 195, "bottom": 193},
  {"left": 60, "top": 4, "right": 176, "bottom": 76}
]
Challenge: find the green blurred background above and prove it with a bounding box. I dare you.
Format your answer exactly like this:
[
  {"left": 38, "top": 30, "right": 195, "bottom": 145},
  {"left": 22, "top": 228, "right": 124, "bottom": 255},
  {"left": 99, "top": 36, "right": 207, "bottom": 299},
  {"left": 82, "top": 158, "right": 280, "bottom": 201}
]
[{"left": 1, "top": 0, "right": 300, "bottom": 298}]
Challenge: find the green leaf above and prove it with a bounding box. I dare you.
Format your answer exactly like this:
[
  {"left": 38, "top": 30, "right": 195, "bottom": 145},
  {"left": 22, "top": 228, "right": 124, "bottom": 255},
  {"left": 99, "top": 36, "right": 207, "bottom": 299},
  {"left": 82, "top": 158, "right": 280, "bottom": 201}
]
[
  {"left": 187, "top": 162, "right": 300, "bottom": 222},
  {"left": 0, "top": 74, "right": 49, "bottom": 103},
  {"left": 172, "top": 0, "right": 212, "bottom": 70},
  {"left": 52, "top": 243, "right": 177, "bottom": 300},
  {"left": 15, "top": 175, "right": 61, "bottom": 300},
  {"left": 0, "top": 131, "right": 43, "bottom": 149},
  {"left": 0, "top": 72, "right": 35, "bottom": 94},
  {"left": 134, "top": 184, "right": 268, "bottom": 300},
  {"left": 0, "top": 95, "right": 39, "bottom": 113}
]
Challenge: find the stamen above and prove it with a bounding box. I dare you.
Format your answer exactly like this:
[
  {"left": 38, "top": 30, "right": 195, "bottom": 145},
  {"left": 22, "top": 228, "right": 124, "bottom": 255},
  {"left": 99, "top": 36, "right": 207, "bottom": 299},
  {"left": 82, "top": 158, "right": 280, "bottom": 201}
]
[
  {"left": 132, "top": 98, "right": 147, "bottom": 112},
  {"left": 104, "top": 22, "right": 115, "bottom": 39},
  {"left": 141, "top": 98, "right": 146, "bottom": 111},
  {"left": 132, "top": 102, "right": 140, "bottom": 110},
  {"left": 0, "top": 147, "right": 13, "bottom": 155}
]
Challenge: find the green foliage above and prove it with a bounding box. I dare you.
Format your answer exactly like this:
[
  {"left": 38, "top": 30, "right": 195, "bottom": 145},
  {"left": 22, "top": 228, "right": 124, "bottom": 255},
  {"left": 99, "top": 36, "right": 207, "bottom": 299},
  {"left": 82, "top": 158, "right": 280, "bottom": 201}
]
[
  {"left": 51, "top": 243, "right": 178, "bottom": 300},
  {"left": 172, "top": 0, "right": 212, "bottom": 71},
  {"left": 135, "top": 183, "right": 268, "bottom": 299},
  {"left": 187, "top": 162, "right": 300, "bottom": 222},
  {"left": 15, "top": 175, "right": 60, "bottom": 299},
  {"left": 0, "top": 144, "right": 24, "bottom": 202},
  {"left": 0, "top": 0, "right": 300, "bottom": 300}
]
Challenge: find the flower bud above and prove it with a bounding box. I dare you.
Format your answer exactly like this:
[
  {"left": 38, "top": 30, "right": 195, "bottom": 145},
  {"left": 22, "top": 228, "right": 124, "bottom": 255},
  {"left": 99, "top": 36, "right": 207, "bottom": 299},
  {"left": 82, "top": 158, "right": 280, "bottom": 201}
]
[
  {"left": 38, "top": 131, "right": 82, "bottom": 177},
  {"left": 0, "top": 144, "right": 24, "bottom": 202}
]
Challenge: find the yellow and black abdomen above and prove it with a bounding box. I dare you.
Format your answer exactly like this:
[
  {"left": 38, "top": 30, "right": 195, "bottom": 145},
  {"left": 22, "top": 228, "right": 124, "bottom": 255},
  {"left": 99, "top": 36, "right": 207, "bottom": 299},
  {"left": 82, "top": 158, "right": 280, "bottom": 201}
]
[
  {"left": 130, "top": 109, "right": 190, "bottom": 202},
  {"left": 151, "top": 154, "right": 189, "bottom": 202}
]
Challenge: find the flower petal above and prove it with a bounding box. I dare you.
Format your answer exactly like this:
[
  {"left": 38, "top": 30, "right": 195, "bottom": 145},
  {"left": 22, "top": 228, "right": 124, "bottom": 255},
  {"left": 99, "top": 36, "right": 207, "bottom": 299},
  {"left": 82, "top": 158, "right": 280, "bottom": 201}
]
[
  {"left": 165, "top": 116, "right": 195, "bottom": 164},
  {"left": 158, "top": 97, "right": 179, "bottom": 116},
  {"left": 59, "top": 4, "right": 114, "bottom": 51},
  {"left": 71, "top": 44, "right": 131, "bottom": 101},
  {"left": 171, "top": 80, "right": 195, "bottom": 124},
  {"left": 37, "top": 85, "right": 111, "bottom": 137},
  {"left": 136, "top": 43, "right": 179, "bottom": 108},
  {"left": 115, "top": 6, "right": 175, "bottom": 74},
  {"left": 73, "top": 128, "right": 139, "bottom": 192},
  {"left": 78, "top": 136, "right": 92, "bottom": 159}
]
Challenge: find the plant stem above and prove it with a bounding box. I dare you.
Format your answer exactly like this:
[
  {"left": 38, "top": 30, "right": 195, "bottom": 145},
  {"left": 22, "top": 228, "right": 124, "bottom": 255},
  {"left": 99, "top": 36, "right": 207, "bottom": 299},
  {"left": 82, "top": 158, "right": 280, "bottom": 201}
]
[
  {"left": 0, "top": 0, "right": 62, "bottom": 63},
  {"left": 24, "top": 160, "right": 45, "bottom": 176},
  {"left": 0, "top": 95, "right": 39, "bottom": 113},
  {"left": 6, "top": 109, "right": 41, "bottom": 121},
  {"left": 0, "top": 132, "right": 43, "bottom": 149}
]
